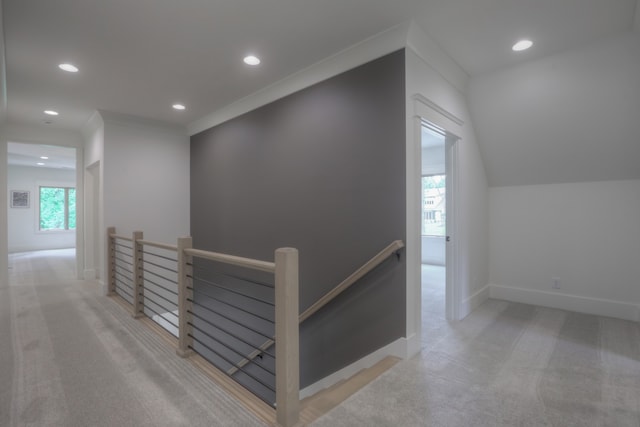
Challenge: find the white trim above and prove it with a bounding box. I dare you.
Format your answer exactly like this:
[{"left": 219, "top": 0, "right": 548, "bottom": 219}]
[
  {"left": 460, "top": 284, "right": 490, "bottom": 319},
  {"left": 489, "top": 284, "right": 640, "bottom": 322},
  {"left": 413, "top": 94, "right": 464, "bottom": 128},
  {"left": 187, "top": 23, "right": 409, "bottom": 135},
  {"left": 444, "top": 136, "right": 460, "bottom": 321},
  {"left": 405, "top": 115, "right": 423, "bottom": 359},
  {"left": 81, "top": 111, "right": 104, "bottom": 140},
  {"left": 34, "top": 179, "right": 77, "bottom": 234},
  {"left": 405, "top": 22, "right": 469, "bottom": 93},
  {"left": 299, "top": 336, "right": 408, "bottom": 400},
  {"left": 413, "top": 96, "right": 463, "bottom": 138},
  {"left": 83, "top": 269, "right": 96, "bottom": 280}
]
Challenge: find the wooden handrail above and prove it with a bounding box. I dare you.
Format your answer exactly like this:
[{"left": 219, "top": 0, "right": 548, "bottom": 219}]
[
  {"left": 138, "top": 239, "right": 178, "bottom": 252},
  {"left": 185, "top": 248, "right": 276, "bottom": 273},
  {"left": 228, "top": 240, "right": 404, "bottom": 377},
  {"left": 108, "top": 225, "right": 396, "bottom": 427},
  {"left": 298, "top": 240, "right": 404, "bottom": 323}
]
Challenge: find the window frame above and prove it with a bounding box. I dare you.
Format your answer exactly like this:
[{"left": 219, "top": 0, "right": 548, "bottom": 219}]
[
  {"left": 421, "top": 173, "right": 446, "bottom": 237},
  {"left": 36, "top": 182, "right": 77, "bottom": 233}
]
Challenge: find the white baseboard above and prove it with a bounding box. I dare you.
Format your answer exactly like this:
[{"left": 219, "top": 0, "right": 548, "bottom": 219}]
[
  {"left": 489, "top": 284, "right": 640, "bottom": 322},
  {"left": 299, "top": 336, "right": 408, "bottom": 400},
  {"left": 459, "top": 284, "right": 490, "bottom": 319},
  {"left": 101, "top": 281, "right": 109, "bottom": 296},
  {"left": 405, "top": 332, "right": 421, "bottom": 359}
]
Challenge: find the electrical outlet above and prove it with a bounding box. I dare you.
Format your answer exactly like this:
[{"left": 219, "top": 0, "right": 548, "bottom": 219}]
[{"left": 552, "top": 277, "right": 560, "bottom": 289}]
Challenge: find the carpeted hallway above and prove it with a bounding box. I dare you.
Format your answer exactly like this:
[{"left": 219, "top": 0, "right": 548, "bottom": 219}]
[
  {"left": 313, "top": 297, "right": 640, "bottom": 426},
  {"left": 1, "top": 249, "right": 265, "bottom": 427},
  {"left": 2, "top": 249, "right": 640, "bottom": 426}
]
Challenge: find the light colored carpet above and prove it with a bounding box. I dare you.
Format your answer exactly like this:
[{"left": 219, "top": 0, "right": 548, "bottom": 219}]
[
  {"left": 312, "top": 299, "right": 640, "bottom": 426},
  {"left": 1, "top": 249, "right": 266, "bottom": 427},
  {"left": 5, "top": 250, "right": 640, "bottom": 426}
]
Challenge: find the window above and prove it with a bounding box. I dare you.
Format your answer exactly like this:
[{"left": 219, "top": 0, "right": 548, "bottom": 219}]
[
  {"left": 422, "top": 175, "right": 445, "bottom": 236},
  {"left": 40, "top": 186, "right": 76, "bottom": 231}
]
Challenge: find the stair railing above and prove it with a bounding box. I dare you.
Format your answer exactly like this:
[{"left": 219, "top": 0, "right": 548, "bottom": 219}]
[{"left": 107, "top": 227, "right": 300, "bottom": 427}]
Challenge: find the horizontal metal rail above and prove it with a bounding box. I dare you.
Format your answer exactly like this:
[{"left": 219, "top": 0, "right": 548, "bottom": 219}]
[
  {"left": 189, "top": 298, "right": 274, "bottom": 341},
  {"left": 143, "top": 276, "right": 178, "bottom": 296},
  {"left": 143, "top": 258, "right": 178, "bottom": 274},
  {"left": 143, "top": 250, "right": 178, "bottom": 263},
  {"left": 107, "top": 226, "right": 299, "bottom": 425},
  {"left": 191, "top": 274, "right": 274, "bottom": 306}
]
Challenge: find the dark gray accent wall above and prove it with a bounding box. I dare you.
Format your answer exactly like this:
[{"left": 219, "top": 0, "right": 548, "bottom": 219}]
[{"left": 191, "top": 49, "right": 406, "bottom": 388}]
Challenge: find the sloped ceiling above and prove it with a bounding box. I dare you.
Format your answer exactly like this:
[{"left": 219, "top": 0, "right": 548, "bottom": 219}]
[
  {"left": 469, "top": 31, "right": 640, "bottom": 187},
  {"left": 1, "top": 0, "right": 639, "bottom": 187}
]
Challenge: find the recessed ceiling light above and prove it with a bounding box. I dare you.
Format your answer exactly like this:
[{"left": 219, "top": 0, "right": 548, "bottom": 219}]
[
  {"left": 44, "top": 110, "right": 59, "bottom": 116},
  {"left": 37, "top": 162, "right": 45, "bottom": 166},
  {"left": 59, "top": 63, "right": 79, "bottom": 72},
  {"left": 512, "top": 39, "right": 533, "bottom": 52},
  {"left": 243, "top": 55, "right": 261, "bottom": 66},
  {"left": 172, "top": 104, "right": 186, "bottom": 110},
  {"left": 40, "top": 156, "right": 49, "bottom": 160}
]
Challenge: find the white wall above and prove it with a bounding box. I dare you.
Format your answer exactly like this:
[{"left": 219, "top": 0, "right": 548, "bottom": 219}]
[
  {"left": 0, "top": 2, "right": 6, "bottom": 282},
  {"left": 0, "top": 132, "right": 6, "bottom": 287},
  {"left": 422, "top": 236, "right": 445, "bottom": 265},
  {"left": 102, "top": 112, "right": 190, "bottom": 242},
  {"left": 405, "top": 23, "right": 490, "bottom": 355},
  {"left": 82, "top": 112, "right": 104, "bottom": 281},
  {"left": 469, "top": 32, "right": 640, "bottom": 187},
  {"left": 489, "top": 180, "right": 640, "bottom": 321},
  {"left": 84, "top": 112, "right": 189, "bottom": 290},
  {"left": 8, "top": 165, "right": 76, "bottom": 252},
  {"left": 0, "top": 2, "right": 6, "bottom": 125}
]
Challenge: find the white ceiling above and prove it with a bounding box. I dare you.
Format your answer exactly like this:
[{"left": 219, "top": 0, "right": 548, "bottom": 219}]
[
  {"left": 7, "top": 142, "right": 76, "bottom": 170},
  {"left": 468, "top": 31, "right": 640, "bottom": 186},
  {"left": 2, "top": 0, "right": 639, "bottom": 186}
]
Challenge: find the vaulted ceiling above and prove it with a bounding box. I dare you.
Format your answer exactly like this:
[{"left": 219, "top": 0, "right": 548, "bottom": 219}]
[{"left": 1, "top": 0, "right": 639, "bottom": 186}]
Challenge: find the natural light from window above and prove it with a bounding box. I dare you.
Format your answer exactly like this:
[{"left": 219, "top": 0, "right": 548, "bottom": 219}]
[
  {"left": 422, "top": 175, "right": 445, "bottom": 236},
  {"left": 40, "top": 186, "right": 76, "bottom": 231}
]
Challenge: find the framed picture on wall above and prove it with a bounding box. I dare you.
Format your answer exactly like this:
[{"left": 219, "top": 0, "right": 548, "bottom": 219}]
[{"left": 10, "top": 190, "right": 30, "bottom": 208}]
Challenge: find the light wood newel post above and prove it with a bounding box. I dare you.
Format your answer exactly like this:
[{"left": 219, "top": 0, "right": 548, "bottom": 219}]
[
  {"left": 177, "top": 236, "right": 194, "bottom": 358},
  {"left": 107, "top": 227, "right": 116, "bottom": 295},
  {"left": 132, "top": 231, "right": 144, "bottom": 318},
  {"left": 275, "top": 248, "right": 300, "bottom": 427}
]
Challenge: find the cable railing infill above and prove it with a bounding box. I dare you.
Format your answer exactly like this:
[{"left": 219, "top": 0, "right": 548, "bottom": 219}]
[{"left": 107, "top": 227, "right": 300, "bottom": 427}]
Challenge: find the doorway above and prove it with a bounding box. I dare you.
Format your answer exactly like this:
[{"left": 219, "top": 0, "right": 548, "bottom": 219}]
[
  {"left": 6, "top": 143, "right": 77, "bottom": 256},
  {"left": 418, "top": 119, "right": 462, "bottom": 352},
  {"left": 421, "top": 123, "right": 447, "bottom": 312}
]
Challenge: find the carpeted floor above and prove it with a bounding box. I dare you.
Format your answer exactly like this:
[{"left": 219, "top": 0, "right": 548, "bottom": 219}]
[
  {"left": 313, "top": 299, "right": 640, "bottom": 426},
  {"left": 1, "top": 249, "right": 266, "bottom": 427},
  {"left": 3, "top": 250, "right": 640, "bottom": 426}
]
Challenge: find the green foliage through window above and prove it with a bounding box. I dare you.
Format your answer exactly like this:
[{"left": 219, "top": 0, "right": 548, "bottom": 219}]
[{"left": 40, "top": 186, "right": 76, "bottom": 231}]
